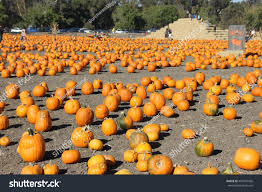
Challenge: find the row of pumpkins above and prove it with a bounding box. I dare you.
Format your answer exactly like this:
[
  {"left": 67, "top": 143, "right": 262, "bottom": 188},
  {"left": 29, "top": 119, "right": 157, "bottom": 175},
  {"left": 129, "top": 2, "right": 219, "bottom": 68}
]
[
  {"left": 0, "top": 35, "right": 261, "bottom": 79},
  {"left": 0, "top": 67, "right": 261, "bottom": 174}
]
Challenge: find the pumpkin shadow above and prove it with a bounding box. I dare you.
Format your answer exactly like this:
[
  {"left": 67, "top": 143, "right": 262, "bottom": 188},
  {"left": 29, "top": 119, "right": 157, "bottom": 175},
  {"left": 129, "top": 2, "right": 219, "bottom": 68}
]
[
  {"left": 218, "top": 104, "right": 225, "bottom": 108},
  {"left": 59, "top": 169, "right": 67, "bottom": 175},
  {"left": 80, "top": 157, "right": 90, "bottom": 162},
  {"left": 100, "top": 139, "right": 109, "bottom": 144},
  {"left": 188, "top": 108, "right": 197, "bottom": 111},
  {"left": 6, "top": 108, "right": 15, "bottom": 112},
  {"left": 116, "top": 130, "right": 125, "bottom": 135},
  {"left": 52, "top": 118, "right": 59, "bottom": 122},
  {"left": 108, "top": 114, "right": 118, "bottom": 118},
  {"left": 116, "top": 106, "right": 130, "bottom": 111},
  {"left": 74, "top": 92, "right": 81, "bottom": 96},
  {"left": 150, "top": 142, "right": 161, "bottom": 149},
  {"left": 44, "top": 150, "right": 62, "bottom": 160},
  {"left": 44, "top": 138, "right": 53, "bottom": 143},
  {"left": 133, "top": 125, "right": 143, "bottom": 129},
  {"left": 235, "top": 116, "right": 242, "bottom": 120},
  {"left": 8, "top": 116, "right": 16, "bottom": 119},
  {"left": 193, "top": 93, "right": 199, "bottom": 97},
  {"left": 159, "top": 132, "right": 170, "bottom": 140},
  {"left": 152, "top": 151, "right": 162, "bottom": 155},
  {"left": 92, "top": 120, "right": 102, "bottom": 125},
  {"left": 103, "top": 145, "right": 111, "bottom": 151},
  {"left": 190, "top": 100, "right": 198, "bottom": 106},
  {"left": 52, "top": 124, "right": 71, "bottom": 131},
  {"left": 93, "top": 91, "right": 100, "bottom": 95},
  {"left": 212, "top": 149, "right": 222, "bottom": 156},
  {"left": 141, "top": 116, "right": 153, "bottom": 122},
  {"left": 39, "top": 104, "right": 45, "bottom": 108},
  {"left": 9, "top": 124, "right": 23, "bottom": 129},
  {"left": 9, "top": 141, "right": 18, "bottom": 146}
]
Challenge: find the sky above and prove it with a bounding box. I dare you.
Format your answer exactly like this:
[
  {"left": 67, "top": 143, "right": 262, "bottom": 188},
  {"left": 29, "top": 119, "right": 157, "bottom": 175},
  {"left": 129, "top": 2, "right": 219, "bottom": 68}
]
[{"left": 232, "top": 0, "right": 243, "bottom": 2}]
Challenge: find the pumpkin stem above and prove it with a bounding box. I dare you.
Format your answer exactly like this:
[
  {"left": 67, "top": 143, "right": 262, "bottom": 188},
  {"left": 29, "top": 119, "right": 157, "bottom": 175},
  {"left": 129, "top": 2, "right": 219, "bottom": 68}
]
[
  {"left": 28, "top": 128, "right": 35, "bottom": 136},
  {"left": 203, "top": 137, "right": 209, "bottom": 144}
]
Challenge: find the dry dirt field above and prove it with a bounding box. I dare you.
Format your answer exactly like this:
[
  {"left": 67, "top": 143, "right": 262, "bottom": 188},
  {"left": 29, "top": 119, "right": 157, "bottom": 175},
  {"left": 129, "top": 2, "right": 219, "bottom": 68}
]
[{"left": 0, "top": 35, "right": 261, "bottom": 175}]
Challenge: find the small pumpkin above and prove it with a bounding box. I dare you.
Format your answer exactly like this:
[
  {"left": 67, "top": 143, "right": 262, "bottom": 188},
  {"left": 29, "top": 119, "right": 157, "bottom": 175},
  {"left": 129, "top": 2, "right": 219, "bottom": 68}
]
[
  {"left": 27, "top": 105, "right": 40, "bottom": 124},
  {"left": 243, "top": 128, "right": 253, "bottom": 137},
  {"left": 81, "top": 82, "right": 94, "bottom": 95},
  {"left": 32, "top": 85, "right": 46, "bottom": 97},
  {"left": 17, "top": 128, "right": 45, "bottom": 162},
  {"left": 181, "top": 129, "right": 196, "bottom": 139},
  {"left": 221, "top": 163, "right": 239, "bottom": 175},
  {"left": 195, "top": 137, "right": 214, "bottom": 157},
  {"left": 251, "top": 120, "right": 262, "bottom": 133},
  {"left": 128, "top": 106, "right": 143, "bottom": 122},
  {"left": 34, "top": 110, "right": 52, "bottom": 132},
  {"left": 46, "top": 96, "right": 60, "bottom": 110},
  {"left": 61, "top": 149, "right": 81, "bottom": 164},
  {"left": 223, "top": 108, "right": 237, "bottom": 120},
  {"left": 0, "top": 114, "right": 9, "bottom": 130},
  {"left": 95, "top": 104, "right": 109, "bottom": 119},
  {"left": 143, "top": 102, "right": 157, "bottom": 117},
  {"left": 129, "top": 131, "right": 149, "bottom": 149},
  {"left": 0, "top": 136, "right": 10, "bottom": 146},
  {"left": 147, "top": 155, "right": 173, "bottom": 175},
  {"left": 124, "top": 150, "right": 138, "bottom": 162},
  {"left": 89, "top": 139, "right": 103, "bottom": 151},
  {"left": 173, "top": 165, "right": 189, "bottom": 174},
  {"left": 88, "top": 154, "right": 106, "bottom": 168},
  {"left": 203, "top": 100, "right": 218, "bottom": 116},
  {"left": 43, "top": 161, "right": 59, "bottom": 175},
  {"left": 71, "top": 126, "right": 94, "bottom": 148},
  {"left": 201, "top": 163, "right": 219, "bottom": 175},
  {"left": 234, "top": 148, "right": 260, "bottom": 170},
  {"left": 103, "top": 155, "right": 116, "bottom": 167},
  {"left": 75, "top": 107, "right": 94, "bottom": 126},
  {"left": 21, "top": 163, "right": 43, "bottom": 175},
  {"left": 101, "top": 118, "right": 117, "bottom": 136},
  {"left": 64, "top": 98, "right": 81, "bottom": 114},
  {"left": 104, "top": 95, "right": 119, "bottom": 111},
  {"left": 116, "top": 112, "right": 133, "bottom": 130},
  {"left": 16, "top": 104, "right": 28, "bottom": 118}
]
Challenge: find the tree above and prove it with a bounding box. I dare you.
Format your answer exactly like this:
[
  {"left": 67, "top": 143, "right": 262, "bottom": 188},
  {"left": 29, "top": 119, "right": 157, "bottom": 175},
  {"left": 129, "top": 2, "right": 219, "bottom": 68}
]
[
  {"left": 0, "top": 3, "right": 8, "bottom": 26},
  {"left": 142, "top": 5, "right": 179, "bottom": 29},
  {"left": 220, "top": 3, "right": 245, "bottom": 29},
  {"left": 112, "top": 4, "right": 144, "bottom": 30}
]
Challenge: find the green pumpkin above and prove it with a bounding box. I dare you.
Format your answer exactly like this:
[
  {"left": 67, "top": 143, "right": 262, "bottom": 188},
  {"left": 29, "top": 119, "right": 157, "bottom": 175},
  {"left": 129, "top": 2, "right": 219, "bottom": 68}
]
[
  {"left": 195, "top": 137, "right": 214, "bottom": 157},
  {"left": 116, "top": 112, "right": 133, "bottom": 130},
  {"left": 129, "top": 131, "right": 149, "bottom": 149},
  {"left": 221, "top": 163, "right": 239, "bottom": 175},
  {"left": 251, "top": 120, "right": 262, "bottom": 134}
]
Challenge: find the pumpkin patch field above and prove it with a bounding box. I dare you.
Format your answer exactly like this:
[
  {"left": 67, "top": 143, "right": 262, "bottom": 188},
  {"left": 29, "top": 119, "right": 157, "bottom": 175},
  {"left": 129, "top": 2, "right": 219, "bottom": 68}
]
[{"left": 0, "top": 33, "right": 261, "bottom": 175}]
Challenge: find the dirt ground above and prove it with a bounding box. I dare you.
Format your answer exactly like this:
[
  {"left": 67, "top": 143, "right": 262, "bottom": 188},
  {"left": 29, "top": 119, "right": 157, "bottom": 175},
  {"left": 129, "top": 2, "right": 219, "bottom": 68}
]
[{"left": 0, "top": 50, "right": 261, "bottom": 175}]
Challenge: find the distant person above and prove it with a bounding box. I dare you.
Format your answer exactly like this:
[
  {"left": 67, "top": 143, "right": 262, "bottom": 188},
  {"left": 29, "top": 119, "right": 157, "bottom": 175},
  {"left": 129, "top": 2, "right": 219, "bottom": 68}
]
[
  {"left": 20, "top": 29, "right": 27, "bottom": 43},
  {"left": 251, "top": 29, "right": 256, "bottom": 39},
  {"left": 213, "top": 25, "right": 216, "bottom": 32},
  {"left": 165, "top": 28, "right": 169, "bottom": 38},
  {"left": 198, "top": 15, "right": 201, "bottom": 21},
  {"left": 186, "top": 10, "right": 189, "bottom": 18},
  {"left": 112, "top": 28, "right": 115, "bottom": 34},
  {"left": 0, "top": 25, "right": 4, "bottom": 43}
]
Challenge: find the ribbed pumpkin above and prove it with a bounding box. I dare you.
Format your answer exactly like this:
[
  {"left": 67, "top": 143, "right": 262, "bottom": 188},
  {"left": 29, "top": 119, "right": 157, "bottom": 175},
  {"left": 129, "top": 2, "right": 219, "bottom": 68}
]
[
  {"left": 27, "top": 105, "right": 40, "bottom": 124},
  {"left": 147, "top": 155, "right": 173, "bottom": 175},
  {"left": 17, "top": 128, "right": 45, "bottom": 162},
  {"left": 64, "top": 98, "right": 80, "bottom": 114},
  {"left": 95, "top": 104, "right": 109, "bottom": 119},
  {"left": 75, "top": 107, "right": 94, "bottom": 126},
  {"left": 104, "top": 95, "right": 119, "bottom": 111},
  {"left": 35, "top": 110, "right": 52, "bottom": 132},
  {"left": 71, "top": 126, "right": 94, "bottom": 148},
  {"left": 0, "top": 114, "right": 9, "bottom": 130},
  {"left": 195, "top": 137, "right": 214, "bottom": 157}
]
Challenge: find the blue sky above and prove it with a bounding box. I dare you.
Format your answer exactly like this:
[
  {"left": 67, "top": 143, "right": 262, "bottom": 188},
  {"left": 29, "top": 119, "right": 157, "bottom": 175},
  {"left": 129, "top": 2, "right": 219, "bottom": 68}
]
[{"left": 232, "top": 0, "right": 243, "bottom": 2}]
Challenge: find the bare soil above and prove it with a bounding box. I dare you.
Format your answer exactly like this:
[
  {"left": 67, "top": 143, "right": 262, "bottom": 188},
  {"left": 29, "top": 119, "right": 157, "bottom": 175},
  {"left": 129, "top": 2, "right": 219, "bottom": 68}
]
[{"left": 0, "top": 51, "right": 261, "bottom": 175}]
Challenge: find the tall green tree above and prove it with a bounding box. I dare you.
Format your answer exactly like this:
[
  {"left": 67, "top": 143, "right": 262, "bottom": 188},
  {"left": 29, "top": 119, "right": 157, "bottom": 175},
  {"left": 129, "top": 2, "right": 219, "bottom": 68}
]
[
  {"left": 112, "top": 4, "right": 144, "bottom": 30},
  {"left": 142, "top": 5, "right": 179, "bottom": 29}
]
